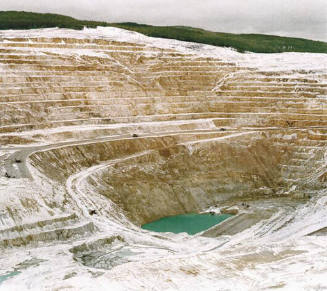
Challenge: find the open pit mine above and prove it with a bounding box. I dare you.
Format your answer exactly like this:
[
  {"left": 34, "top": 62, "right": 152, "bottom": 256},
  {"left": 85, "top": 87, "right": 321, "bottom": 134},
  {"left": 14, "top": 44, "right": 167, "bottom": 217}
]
[{"left": 0, "top": 27, "right": 326, "bottom": 290}]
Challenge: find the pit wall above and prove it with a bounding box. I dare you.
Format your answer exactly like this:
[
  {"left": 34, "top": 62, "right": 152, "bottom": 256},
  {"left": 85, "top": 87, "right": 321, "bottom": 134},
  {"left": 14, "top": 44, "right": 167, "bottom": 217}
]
[{"left": 29, "top": 132, "right": 287, "bottom": 225}]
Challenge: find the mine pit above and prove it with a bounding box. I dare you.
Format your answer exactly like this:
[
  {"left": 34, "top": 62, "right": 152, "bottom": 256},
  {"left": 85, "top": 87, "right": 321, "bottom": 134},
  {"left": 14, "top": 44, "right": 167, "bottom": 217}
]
[{"left": 0, "top": 27, "right": 326, "bottom": 289}]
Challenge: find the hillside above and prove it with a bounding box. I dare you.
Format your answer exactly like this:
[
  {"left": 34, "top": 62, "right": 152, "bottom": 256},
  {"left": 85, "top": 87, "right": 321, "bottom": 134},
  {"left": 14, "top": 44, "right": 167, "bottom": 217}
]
[
  {"left": 0, "top": 11, "right": 326, "bottom": 53},
  {"left": 112, "top": 22, "right": 327, "bottom": 53}
]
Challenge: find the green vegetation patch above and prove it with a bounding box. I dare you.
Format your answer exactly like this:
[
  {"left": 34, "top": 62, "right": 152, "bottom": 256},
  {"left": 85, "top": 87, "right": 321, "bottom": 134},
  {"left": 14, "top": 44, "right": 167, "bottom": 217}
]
[
  {"left": 111, "top": 23, "right": 327, "bottom": 53},
  {"left": 1, "top": 11, "right": 326, "bottom": 53},
  {"left": 0, "top": 11, "right": 106, "bottom": 30}
]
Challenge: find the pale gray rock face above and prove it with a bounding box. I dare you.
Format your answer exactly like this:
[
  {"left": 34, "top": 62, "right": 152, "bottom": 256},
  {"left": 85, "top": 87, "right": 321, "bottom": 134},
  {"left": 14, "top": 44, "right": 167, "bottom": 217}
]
[{"left": 0, "top": 27, "right": 326, "bottom": 290}]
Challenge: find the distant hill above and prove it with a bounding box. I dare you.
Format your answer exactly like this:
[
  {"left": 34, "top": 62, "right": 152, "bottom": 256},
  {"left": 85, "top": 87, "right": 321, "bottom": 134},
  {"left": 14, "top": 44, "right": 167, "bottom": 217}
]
[
  {"left": 1, "top": 11, "right": 326, "bottom": 54},
  {"left": 0, "top": 11, "right": 106, "bottom": 30}
]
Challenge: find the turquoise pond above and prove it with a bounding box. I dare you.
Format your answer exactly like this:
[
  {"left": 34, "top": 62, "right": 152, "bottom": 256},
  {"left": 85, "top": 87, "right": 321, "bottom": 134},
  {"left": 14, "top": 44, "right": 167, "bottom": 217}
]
[
  {"left": 141, "top": 213, "right": 232, "bottom": 235},
  {"left": 0, "top": 271, "right": 20, "bottom": 285}
]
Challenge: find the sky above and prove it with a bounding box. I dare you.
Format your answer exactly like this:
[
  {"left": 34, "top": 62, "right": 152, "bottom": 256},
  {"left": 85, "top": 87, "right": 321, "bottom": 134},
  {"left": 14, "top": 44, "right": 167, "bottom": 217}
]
[{"left": 0, "top": 0, "right": 326, "bottom": 41}]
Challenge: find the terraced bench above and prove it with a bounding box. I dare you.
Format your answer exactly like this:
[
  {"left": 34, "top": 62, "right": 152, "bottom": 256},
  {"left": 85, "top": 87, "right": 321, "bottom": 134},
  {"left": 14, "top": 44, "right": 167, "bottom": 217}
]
[{"left": 0, "top": 30, "right": 326, "bottom": 251}]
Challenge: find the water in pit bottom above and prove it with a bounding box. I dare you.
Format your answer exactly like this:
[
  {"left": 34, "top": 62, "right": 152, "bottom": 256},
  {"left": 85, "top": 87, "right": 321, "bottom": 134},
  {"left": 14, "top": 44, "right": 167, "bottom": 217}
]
[
  {"left": 0, "top": 271, "right": 20, "bottom": 285},
  {"left": 142, "top": 213, "right": 232, "bottom": 235}
]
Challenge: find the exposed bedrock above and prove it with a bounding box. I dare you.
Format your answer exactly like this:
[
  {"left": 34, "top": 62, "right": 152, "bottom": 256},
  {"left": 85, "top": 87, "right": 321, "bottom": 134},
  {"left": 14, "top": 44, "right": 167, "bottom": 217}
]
[
  {"left": 78, "top": 133, "right": 284, "bottom": 225},
  {"left": 0, "top": 27, "right": 327, "bottom": 290},
  {"left": 28, "top": 129, "right": 319, "bottom": 226}
]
